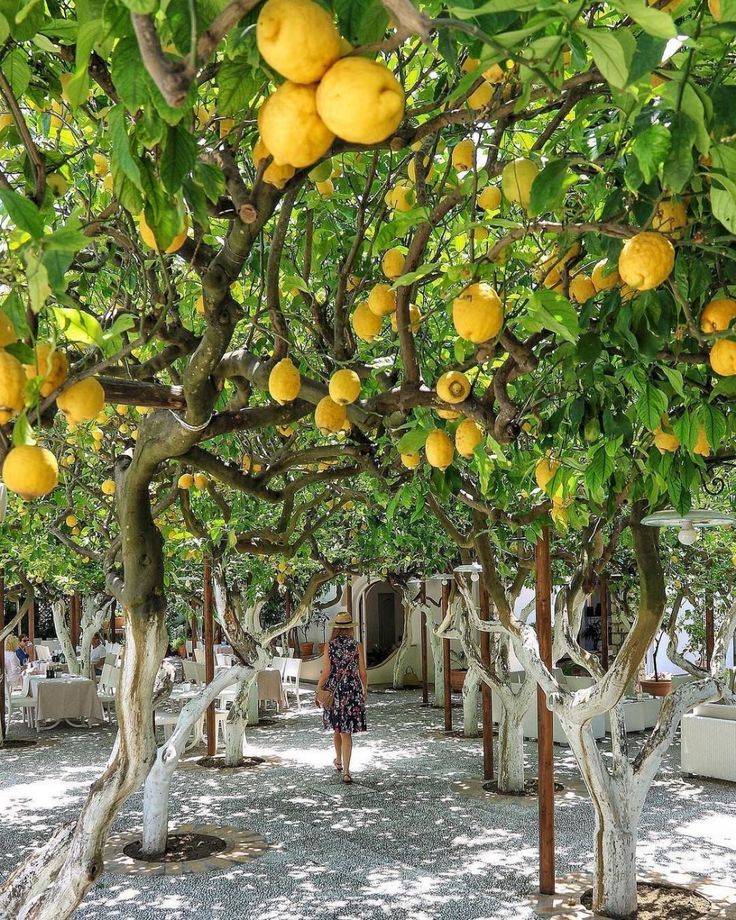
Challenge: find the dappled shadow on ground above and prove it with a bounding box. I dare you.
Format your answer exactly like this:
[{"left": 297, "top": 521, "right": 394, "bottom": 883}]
[{"left": 1, "top": 692, "right": 735, "bottom": 919}]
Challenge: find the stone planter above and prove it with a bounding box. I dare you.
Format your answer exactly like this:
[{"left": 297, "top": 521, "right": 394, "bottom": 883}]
[{"left": 640, "top": 678, "right": 672, "bottom": 697}]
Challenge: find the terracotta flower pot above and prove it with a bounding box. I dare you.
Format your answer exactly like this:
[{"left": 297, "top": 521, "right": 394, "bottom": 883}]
[
  {"left": 450, "top": 668, "right": 468, "bottom": 692},
  {"left": 300, "top": 642, "right": 315, "bottom": 657},
  {"left": 640, "top": 678, "right": 672, "bottom": 697}
]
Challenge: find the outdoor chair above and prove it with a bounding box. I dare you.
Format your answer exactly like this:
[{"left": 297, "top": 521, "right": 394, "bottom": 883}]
[
  {"left": 35, "top": 645, "right": 52, "bottom": 662},
  {"left": 5, "top": 680, "right": 37, "bottom": 730},
  {"left": 183, "top": 660, "right": 206, "bottom": 685},
  {"left": 272, "top": 656, "right": 288, "bottom": 677},
  {"left": 193, "top": 648, "right": 205, "bottom": 664},
  {"left": 97, "top": 664, "right": 120, "bottom": 721},
  {"left": 681, "top": 702, "right": 736, "bottom": 782},
  {"left": 282, "top": 658, "right": 302, "bottom": 711}
]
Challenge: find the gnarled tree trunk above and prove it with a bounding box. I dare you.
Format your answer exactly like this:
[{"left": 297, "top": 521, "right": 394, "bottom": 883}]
[
  {"left": 392, "top": 591, "right": 415, "bottom": 690},
  {"left": 461, "top": 666, "right": 480, "bottom": 737},
  {"left": 224, "top": 669, "right": 259, "bottom": 767}
]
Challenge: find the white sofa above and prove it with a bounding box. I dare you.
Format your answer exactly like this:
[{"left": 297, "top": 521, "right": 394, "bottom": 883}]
[{"left": 681, "top": 703, "right": 736, "bottom": 782}]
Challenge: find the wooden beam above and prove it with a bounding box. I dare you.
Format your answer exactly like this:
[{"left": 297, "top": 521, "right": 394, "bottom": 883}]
[
  {"left": 99, "top": 376, "right": 186, "bottom": 410},
  {"left": 27, "top": 595, "right": 35, "bottom": 648},
  {"left": 442, "top": 580, "right": 452, "bottom": 734},
  {"left": 600, "top": 577, "right": 609, "bottom": 671},
  {"left": 420, "top": 580, "right": 429, "bottom": 706},
  {"left": 203, "top": 557, "right": 216, "bottom": 757},
  {"left": 480, "top": 582, "right": 493, "bottom": 782},
  {"left": 109, "top": 599, "right": 117, "bottom": 643},
  {"left": 705, "top": 592, "right": 714, "bottom": 669},
  {"left": 70, "top": 592, "right": 81, "bottom": 649},
  {"left": 536, "top": 527, "right": 555, "bottom": 896}
]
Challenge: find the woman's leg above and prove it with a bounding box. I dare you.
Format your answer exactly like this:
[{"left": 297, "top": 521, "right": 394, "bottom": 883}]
[
  {"left": 341, "top": 732, "right": 353, "bottom": 775},
  {"left": 333, "top": 731, "right": 343, "bottom": 767}
]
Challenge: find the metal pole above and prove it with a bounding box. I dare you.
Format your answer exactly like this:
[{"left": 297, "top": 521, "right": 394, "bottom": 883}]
[
  {"left": 203, "top": 557, "right": 216, "bottom": 756},
  {"left": 480, "top": 582, "right": 493, "bottom": 782},
  {"left": 536, "top": 527, "right": 555, "bottom": 896},
  {"left": 420, "top": 580, "right": 429, "bottom": 706},
  {"left": 600, "top": 577, "right": 609, "bottom": 671},
  {"left": 705, "top": 592, "right": 714, "bottom": 669},
  {"left": 442, "top": 580, "right": 452, "bottom": 734}
]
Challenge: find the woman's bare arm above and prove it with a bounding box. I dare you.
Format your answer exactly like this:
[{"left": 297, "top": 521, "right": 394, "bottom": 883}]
[
  {"left": 315, "top": 644, "right": 330, "bottom": 692},
  {"left": 358, "top": 644, "right": 367, "bottom": 695}
]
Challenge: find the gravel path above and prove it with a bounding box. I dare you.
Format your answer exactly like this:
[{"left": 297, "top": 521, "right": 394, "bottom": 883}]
[{"left": 1, "top": 690, "right": 735, "bottom": 919}]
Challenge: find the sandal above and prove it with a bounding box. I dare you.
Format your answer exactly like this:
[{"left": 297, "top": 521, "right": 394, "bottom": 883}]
[
  {"left": 333, "top": 758, "right": 342, "bottom": 771},
  {"left": 342, "top": 771, "right": 353, "bottom": 784}
]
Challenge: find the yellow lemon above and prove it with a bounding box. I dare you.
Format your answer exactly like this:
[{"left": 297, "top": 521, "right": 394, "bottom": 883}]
[
  {"left": 0, "top": 313, "right": 17, "bottom": 347},
  {"left": 259, "top": 82, "right": 335, "bottom": 168},
  {"left": 316, "top": 179, "right": 334, "bottom": 197},
  {"left": 252, "top": 137, "right": 296, "bottom": 189},
  {"left": 191, "top": 473, "right": 207, "bottom": 490},
  {"left": 25, "top": 344, "right": 69, "bottom": 397},
  {"left": 618, "top": 232, "right": 674, "bottom": 291},
  {"left": 407, "top": 157, "right": 435, "bottom": 183},
  {"left": 268, "top": 357, "right": 301, "bottom": 403},
  {"left": 56, "top": 377, "right": 105, "bottom": 425},
  {"left": 367, "top": 283, "right": 397, "bottom": 317},
  {"left": 400, "top": 451, "right": 421, "bottom": 469},
  {"left": 139, "top": 211, "right": 188, "bottom": 254},
  {"left": 352, "top": 302, "right": 382, "bottom": 342},
  {"left": 452, "top": 282, "right": 504, "bottom": 343},
  {"left": 436, "top": 371, "right": 470, "bottom": 405},
  {"left": 653, "top": 427, "right": 680, "bottom": 453},
  {"left": 709, "top": 339, "right": 736, "bottom": 376},
  {"left": 437, "top": 408, "right": 460, "bottom": 420},
  {"left": 3, "top": 445, "right": 58, "bottom": 500},
  {"left": 467, "top": 82, "right": 492, "bottom": 110},
  {"left": 347, "top": 274, "right": 360, "bottom": 292},
  {"left": 452, "top": 139, "right": 475, "bottom": 172},
  {"left": 569, "top": 275, "right": 596, "bottom": 304},
  {"left": 651, "top": 199, "right": 688, "bottom": 238},
  {"left": 47, "top": 174, "right": 68, "bottom": 197},
  {"left": 92, "top": 153, "right": 109, "bottom": 178},
  {"left": 315, "top": 396, "right": 347, "bottom": 433},
  {"left": 535, "top": 457, "right": 560, "bottom": 491},
  {"left": 709, "top": 0, "right": 721, "bottom": 17},
  {"left": 700, "top": 298, "right": 736, "bottom": 333},
  {"left": 329, "top": 369, "right": 361, "bottom": 405},
  {"left": 425, "top": 429, "right": 454, "bottom": 469},
  {"left": 0, "top": 350, "right": 25, "bottom": 423},
  {"left": 0, "top": 113, "right": 13, "bottom": 130},
  {"left": 385, "top": 183, "right": 413, "bottom": 212},
  {"left": 477, "top": 186, "right": 501, "bottom": 211},
  {"left": 390, "top": 303, "right": 422, "bottom": 333},
  {"left": 382, "top": 248, "right": 405, "bottom": 280},
  {"left": 101, "top": 479, "right": 116, "bottom": 495},
  {"left": 65, "top": 514, "right": 78, "bottom": 527},
  {"left": 178, "top": 473, "right": 194, "bottom": 489},
  {"left": 455, "top": 418, "right": 483, "bottom": 458},
  {"left": 219, "top": 117, "right": 235, "bottom": 139},
  {"left": 591, "top": 260, "right": 620, "bottom": 291},
  {"left": 693, "top": 425, "right": 711, "bottom": 457},
  {"left": 501, "top": 158, "right": 539, "bottom": 208},
  {"left": 316, "top": 58, "right": 405, "bottom": 144},
  {"left": 256, "top": 0, "right": 341, "bottom": 84}
]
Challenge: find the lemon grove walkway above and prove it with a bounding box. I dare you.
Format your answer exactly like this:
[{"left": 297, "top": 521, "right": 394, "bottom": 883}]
[{"left": 1, "top": 690, "right": 735, "bottom": 919}]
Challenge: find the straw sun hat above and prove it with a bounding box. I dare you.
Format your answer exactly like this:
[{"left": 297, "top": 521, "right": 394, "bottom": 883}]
[{"left": 333, "top": 610, "right": 356, "bottom": 628}]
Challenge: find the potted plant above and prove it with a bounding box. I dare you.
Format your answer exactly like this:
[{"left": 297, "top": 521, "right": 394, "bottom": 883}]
[
  {"left": 449, "top": 648, "right": 468, "bottom": 692},
  {"left": 639, "top": 630, "right": 672, "bottom": 696},
  {"left": 171, "top": 635, "right": 187, "bottom": 659}
]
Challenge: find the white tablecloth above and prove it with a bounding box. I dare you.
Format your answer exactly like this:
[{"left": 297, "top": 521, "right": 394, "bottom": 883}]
[
  {"left": 28, "top": 676, "right": 104, "bottom": 724},
  {"left": 257, "top": 669, "right": 283, "bottom": 706}
]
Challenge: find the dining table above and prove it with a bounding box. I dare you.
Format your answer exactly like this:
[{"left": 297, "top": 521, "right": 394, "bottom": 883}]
[{"left": 24, "top": 673, "right": 104, "bottom": 730}]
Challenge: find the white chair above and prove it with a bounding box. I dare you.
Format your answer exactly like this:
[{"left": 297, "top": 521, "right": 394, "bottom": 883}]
[
  {"left": 155, "top": 709, "right": 204, "bottom": 750},
  {"left": 5, "top": 681, "right": 37, "bottom": 730},
  {"left": 97, "top": 665, "right": 120, "bottom": 721},
  {"left": 272, "top": 656, "right": 288, "bottom": 678},
  {"left": 183, "top": 660, "right": 206, "bottom": 685},
  {"left": 216, "top": 653, "right": 233, "bottom": 668},
  {"left": 35, "top": 645, "right": 52, "bottom": 662},
  {"left": 282, "top": 658, "right": 302, "bottom": 711},
  {"left": 193, "top": 648, "right": 205, "bottom": 664},
  {"left": 682, "top": 703, "right": 736, "bottom": 782},
  {"left": 186, "top": 640, "right": 193, "bottom": 656}
]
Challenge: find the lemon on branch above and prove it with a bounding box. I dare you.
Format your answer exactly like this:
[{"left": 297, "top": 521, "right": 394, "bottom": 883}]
[
  {"left": 25, "top": 344, "right": 68, "bottom": 397},
  {"left": 535, "top": 457, "right": 560, "bottom": 491},
  {"left": 700, "top": 298, "right": 736, "bottom": 333},
  {"left": 367, "top": 284, "right": 397, "bottom": 317},
  {"left": 3, "top": 445, "right": 58, "bottom": 500},
  {"left": 56, "top": 377, "right": 105, "bottom": 425},
  {"left": 268, "top": 357, "right": 301, "bottom": 403},
  {"left": 329, "top": 369, "right": 361, "bottom": 405},
  {"left": 139, "top": 212, "right": 188, "bottom": 254},
  {"left": 436, "top": 371, "right": 470, "bottom": 404},
  {"left": 315, "top": 396, "right": 346, "bottom": 433},
  {"left": 259, "top": 82, "right": 335, "bottom": 168},
  {"left": 477, "top": 186, "right": 501, "bottom": 212},
  {"left": 316, "top": 58, "right": 405, "bottom": 144},
  {"left": 651, "top": 199, "right": 687, "bottom": 238},
  {"left": 351, "top": 302, "right": 382, "bottom": 342},
  {"left": 256, "top": 0, "right": 341, "bottom": 84},
  {"left": 709, "top": 339, "right": 736, "bottom": 376},
  {"left": 425, "top": 429, "right": 454, "bottom": 469},
  {"left": 618, "top": 232, "right": 674, "bottom": 291},
  {"left": 382, "top": 248, "right": 405, "bottom": 280},
  {"left": 0, "top": 350, "right": 26, "bottom": 423},
  {"left": 252, "top": 138, "right": 296, "bottom": 189},
  {"left": 452, "top": 282, "right": 504, "bottom": 343},
  {"left": 400, "top": 451, "right": 421, "bottom": 469},
  {"left": 390, "top": 304, "right": 422, "bottom": 333},
  {"left": 501, "top": 158, "right": 539, "bottom": 209},
  {"left": 452, "top": 139, "right": 475, "bottom": 172},
  {"left": 455, "top": 419, "right": 483, "bottom": 458},
  {"left": 591, "top": 260, "right": 620, "bottom": 291}
]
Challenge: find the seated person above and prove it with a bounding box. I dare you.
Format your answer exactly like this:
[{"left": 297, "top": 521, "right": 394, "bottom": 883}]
[
  {"left": 4, "top": 636, "right": 24, "bottom": 690},
  {"left": 90, "top": 634, "right": 106, "bottom": 672},
  {"left": 16, "top": 635, "right": 32, "bottom": 666}
]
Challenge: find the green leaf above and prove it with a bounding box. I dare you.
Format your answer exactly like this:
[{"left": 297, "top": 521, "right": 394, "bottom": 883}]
[
  {"left": 612, "top": 0, "right": 676, "bottom": 38},
  {"left": 43, "top": 223, "right": 87, "bottom": 252},
  {"left": 397, "top": 429, "right": 429, "bottom": 453},
  {"left": 635, "top": 382, "right": 668, "bottom": 431},
  {"left": 194, "top": 161, "right": 225, "bottom": 204},
  {"left": 117, "top": 0, "right": 156, "bottom": 14},
  {"left": 660, "top": 365, "right": 685, "bottom": 398},
  {"left": 108, "top": 104, "right": 142, "bottom": 187},
  {"left": 661, "top": 79, "right": 710, "bottom": 154},
  {"left": 161, "top": 124, "right": 196, "bottom": 194},
  {"left": 23, "top": 250, "right": 50, "bottom": 312},
  {"left": 390, "top": 264, "right": 436, "bottom": 290},
  {"left": 672, "top": 410, "right": 696, "bottom": 450},
  {"left": 12, "top": 412, "right": 34, "bottom": 448},
  {"left": 662, "top": 113, "right": 696, "bottom": 194},
  {"left": 710, "top": 174, "right": 736, "bottom": 234},
  {"left": 0, "top": 12, "right": 9, "bottom": 43},
  {"left": 217, "top": 58, "right": 258, "bottom": 116},
  {"left": 581, "top": 29, "right": 630, "bottom": 90},
  {"left": 630, "top": 125, "right": 671, "bottom": 183},
  {"left": 0, "top": 47, "right": 31, "bottom": 97},
  {"left": 5, "top": 341, "right": 34, "bottom": 364},
  {"left": 111, "top": 37, "right": 150, "bottom": 112},
  {"left": 51, "top": 306, "right": 104, "bottom": 346},
  {"left": 585, "top": 444, "right": 615, "bottom": 501},
  {"left": 528, "top": 159, "right": 572, "bottom": 216},
  {"left": 2, "top": 290, "right": 29, "bottom": 339},
  {"left": 696, "top": 403, "right": 726, "bottom": 452},
  {"left": 0, "top": 188, "right": 44, "bottom": 238},
  {"left": 524, "top": 291, "right": 580, "bottom": 343}
]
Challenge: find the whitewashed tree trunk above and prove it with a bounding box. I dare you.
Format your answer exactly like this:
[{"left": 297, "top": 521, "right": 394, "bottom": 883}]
[
  {"left": 427, "top": 622, "right": 444, "bottom": 709},
  {"left": 142, "top": 665, "right": 247, "bottom": 856},
  {"left": 52, "top": 601, "right": 81, "bottom": 676},
  {"left": 79, "top": 597, "right": 113, "bottom": 680},
  {"left": 462, "top": 667, "right": 480, "bottom": 737},
  {"left": 392, "top": 591, "right": 415, "bottom": 690},
  {"left": 0, "top": 594, "right": 32, "bottom": 746},
  {"left": 224, "top": 670, "right": 259, "bottom": 766},
  {"left": 496, "top": 700, "right": 526, "bottom": 792}
]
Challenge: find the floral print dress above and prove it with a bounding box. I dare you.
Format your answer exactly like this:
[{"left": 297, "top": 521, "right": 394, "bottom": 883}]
[{"left": 323, "top": 635, "right": 367, "bottom": 734}]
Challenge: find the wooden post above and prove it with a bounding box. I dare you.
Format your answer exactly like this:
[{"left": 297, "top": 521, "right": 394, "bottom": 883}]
[
  {"left": 190, "top": 613, "right": 198, "bottom": 652},
  {"left": 480, "top": 582, "right": 493, "bottom": 782},
  {"left": 27, "top": 595, "right": 35, "bottom": 655},
  {"left": 442, "top": 580, "right": 452, "bottom": 734},
  {"left": 203, "top": 557, "right": 216, "bottom": 756},
  {"left": 345, "top": 576, "right": 353, "bottom": 616},
  {"left": 420, "top": 580, "right": 429, "bottom": 706},
  {"left": 70, "top": 592, "right": 81, "bottom": 649},
  {"left": 109, "top": 600, "right": 116, "bottom": 642},
  {"left": 600, "top": 578, "right": 609, "bottom": 671},
  {"left": 536, "top": 527, "right": 555, "bottom": 896},
  {"left": 705, "top": 592, "right": 714, "bottom": 669},
  {"left": 0, "top": 569, "right": 5, "bottom": 738}
]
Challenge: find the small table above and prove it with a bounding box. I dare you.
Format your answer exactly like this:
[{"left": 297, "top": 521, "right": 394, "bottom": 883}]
[{"left": 27, "top": 675, "right": 104, "bottom": 730}]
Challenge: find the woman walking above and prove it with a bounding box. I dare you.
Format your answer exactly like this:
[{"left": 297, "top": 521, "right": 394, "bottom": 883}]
[{"left": 315, "top": 610, "right": 367, "bottom": 784}]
